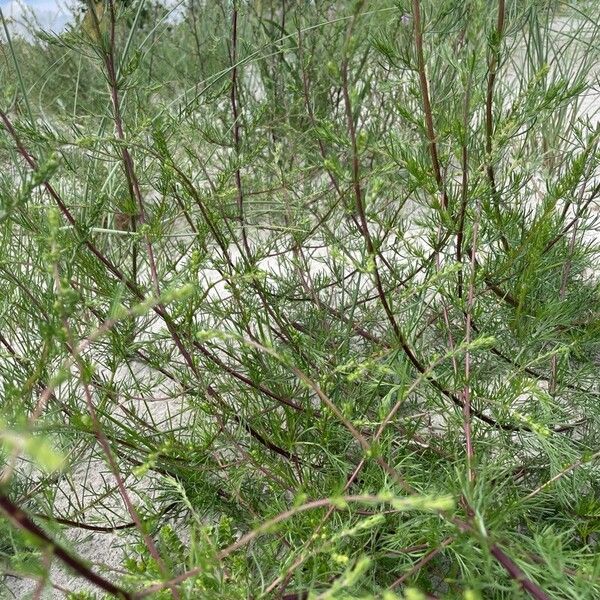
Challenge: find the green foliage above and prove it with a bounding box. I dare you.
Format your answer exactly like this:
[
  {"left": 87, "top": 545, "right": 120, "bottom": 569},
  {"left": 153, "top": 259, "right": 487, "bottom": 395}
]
[{"left": 1, "top": 0, "right": 600, "bottom": 598}]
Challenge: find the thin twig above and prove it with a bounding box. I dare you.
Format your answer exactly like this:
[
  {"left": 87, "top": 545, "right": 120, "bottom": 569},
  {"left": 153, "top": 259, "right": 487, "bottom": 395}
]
[
  {"left": 412, "top": 0, "right": 447, "bottom": 208},
  {"left": 230, "top": 1, "right": 251, "bottom": 257}
]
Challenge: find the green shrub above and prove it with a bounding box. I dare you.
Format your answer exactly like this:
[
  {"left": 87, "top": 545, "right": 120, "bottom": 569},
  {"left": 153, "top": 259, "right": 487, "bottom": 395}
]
[{"left": 1, "top": 0, "right": 600, "bottom": 598}]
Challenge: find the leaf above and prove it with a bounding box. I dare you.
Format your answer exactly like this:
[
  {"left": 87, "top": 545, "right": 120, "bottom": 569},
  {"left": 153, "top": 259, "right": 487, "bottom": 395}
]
[{"left": 0, "top": 429, "right": 64, "bottom": 473}]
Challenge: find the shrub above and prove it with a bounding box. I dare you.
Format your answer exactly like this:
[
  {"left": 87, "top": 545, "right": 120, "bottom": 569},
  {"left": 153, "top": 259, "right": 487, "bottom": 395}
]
[{"left": 1, "top": 1, "right": 600, "bottom": 598}]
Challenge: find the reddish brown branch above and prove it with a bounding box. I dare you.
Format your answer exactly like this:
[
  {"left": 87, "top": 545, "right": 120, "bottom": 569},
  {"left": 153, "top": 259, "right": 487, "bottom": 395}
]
[
  {"left": 230, "top": 2, "right": 251, "bottom": 256},
  {"left": 0, "top": 494, "right": 132, "bottom": 599},
  {"left": 484, "top": 0, "right": 509, "bottom": 251},
  {"left": 412, "top": 0, "right": 447, "bottom": 208},
  {"left": 391, "top": 536, "right": 454, "bottom": 588},
  {"left": 490, "top": 543, "right": 550, "bottom": 600}
]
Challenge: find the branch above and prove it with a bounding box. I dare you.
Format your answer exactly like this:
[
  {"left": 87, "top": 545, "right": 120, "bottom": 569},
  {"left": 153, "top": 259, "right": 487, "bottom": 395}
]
[
  {"left": 412, "top": 0, "right": 447, "bottom": 208},
  {"left": 0, "top": 494, "right": 132, "bottom": 599}
]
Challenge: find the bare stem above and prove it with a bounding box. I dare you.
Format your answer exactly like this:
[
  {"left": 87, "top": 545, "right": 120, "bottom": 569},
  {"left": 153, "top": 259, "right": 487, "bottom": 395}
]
[
  {"left": 412, "top": 0, "right": 446, "bottom": 208},
  {"left": 0, "top": 494, "right": 132, "bottom": 599},
  {"left": 230, "top": 2, "right": 251, "bottom": 257}
]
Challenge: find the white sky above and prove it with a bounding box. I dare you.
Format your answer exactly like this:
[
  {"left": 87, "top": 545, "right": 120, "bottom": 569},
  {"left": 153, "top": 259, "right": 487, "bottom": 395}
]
[
  {"left": 0, "top": 0, "right": 72, "bottom": 31},
  {"left": 0, "top": 0, "right": 185, "bottom": 33}
]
